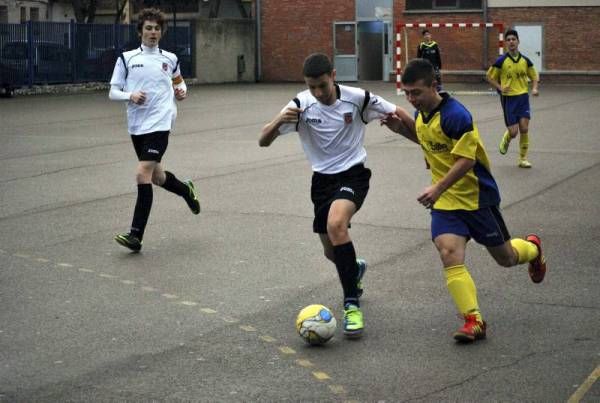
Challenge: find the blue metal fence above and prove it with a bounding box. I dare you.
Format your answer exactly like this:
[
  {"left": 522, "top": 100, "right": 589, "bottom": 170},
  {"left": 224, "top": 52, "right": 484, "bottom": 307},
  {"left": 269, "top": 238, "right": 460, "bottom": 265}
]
[{"left": 0, "top": 20, "right": 194, "bottom": 88}]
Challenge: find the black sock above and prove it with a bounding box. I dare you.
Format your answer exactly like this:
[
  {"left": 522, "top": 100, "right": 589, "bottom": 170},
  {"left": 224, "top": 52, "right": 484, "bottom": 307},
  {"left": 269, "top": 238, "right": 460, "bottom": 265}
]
[
  {"left": 333, "top": 241, "right": 360, "bottom": 307},
  {"left": 161, "top": 171, "right": 188, "bottom": 198},
  {"left": 130, "top": 184, "right": 153, "bottom": 240}
]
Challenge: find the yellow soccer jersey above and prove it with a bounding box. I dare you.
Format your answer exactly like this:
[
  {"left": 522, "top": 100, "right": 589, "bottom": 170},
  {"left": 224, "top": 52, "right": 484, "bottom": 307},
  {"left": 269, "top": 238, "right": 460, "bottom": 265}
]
[
  {"left": 415, "top": 94, "right": 500, "bottom": 211},
  {"left": 487, "top": 53, "right": 538, "bottom": 96}
]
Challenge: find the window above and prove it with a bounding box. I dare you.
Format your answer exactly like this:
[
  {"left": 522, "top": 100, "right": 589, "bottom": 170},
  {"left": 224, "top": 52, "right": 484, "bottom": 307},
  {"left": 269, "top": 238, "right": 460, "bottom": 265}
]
[
  {"left": 0, "top": 6, "right": 8, "bottom": 24},
  {"left": 20, "top": 7, "right": 27, "bottom": 22},
  {"left": 30, "top": 7, "right": 39, "bottom": 21},
  {"left": 405, "top": 0, "right": 482, "bottom": 10}
]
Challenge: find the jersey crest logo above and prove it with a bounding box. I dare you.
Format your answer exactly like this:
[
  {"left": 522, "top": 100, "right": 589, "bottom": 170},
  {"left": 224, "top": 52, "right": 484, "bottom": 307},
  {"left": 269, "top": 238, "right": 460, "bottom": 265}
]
[
  {"left": 162, "top": 62, "right": 168, "bottom": 71},
  {"left": 344, "top": 112, "right": 353, "bottom": 124}
]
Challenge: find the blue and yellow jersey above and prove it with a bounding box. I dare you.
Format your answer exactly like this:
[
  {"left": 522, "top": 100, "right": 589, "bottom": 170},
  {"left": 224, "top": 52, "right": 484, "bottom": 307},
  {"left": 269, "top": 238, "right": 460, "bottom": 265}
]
[
  {"left": 415, "top": 93, "right": 500, "bottom": 211},
  {"left": 487, "top": 52, "right": 538, "bottom": 96}
]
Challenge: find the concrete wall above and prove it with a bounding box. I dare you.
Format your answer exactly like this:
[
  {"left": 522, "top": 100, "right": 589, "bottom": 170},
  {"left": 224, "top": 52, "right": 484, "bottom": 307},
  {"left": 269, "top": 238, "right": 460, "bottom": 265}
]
[{"left": 195, "top": 18, "right": 256, "bottom": 83}]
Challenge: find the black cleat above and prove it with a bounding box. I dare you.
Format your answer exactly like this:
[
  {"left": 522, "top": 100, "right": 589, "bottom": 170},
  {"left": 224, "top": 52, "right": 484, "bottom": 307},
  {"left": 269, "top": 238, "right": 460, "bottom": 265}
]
[{"left": 114, "top": 233, "right": 142, "bottom": 252}]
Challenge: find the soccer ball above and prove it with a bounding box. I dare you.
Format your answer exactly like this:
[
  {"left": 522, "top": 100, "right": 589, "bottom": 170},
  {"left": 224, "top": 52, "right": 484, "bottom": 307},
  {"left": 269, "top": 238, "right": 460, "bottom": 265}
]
[{"left": 295, "top": 304, "right": 337, "bottom": 345}]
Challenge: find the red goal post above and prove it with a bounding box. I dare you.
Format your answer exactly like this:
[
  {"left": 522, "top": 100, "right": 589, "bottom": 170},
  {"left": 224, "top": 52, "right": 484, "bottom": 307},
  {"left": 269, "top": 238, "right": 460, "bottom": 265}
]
[{"left": 395, "top": 22, "right": 504, "bottom": 95}]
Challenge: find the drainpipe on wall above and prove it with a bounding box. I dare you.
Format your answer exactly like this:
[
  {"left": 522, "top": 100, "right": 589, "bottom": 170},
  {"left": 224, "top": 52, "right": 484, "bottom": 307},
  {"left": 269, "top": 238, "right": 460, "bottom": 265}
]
[
  {"left": 255, "top": 0, "right": 261, "bottom": 82},
  {"left": 483, "top": 0, "right": 488, "bottom": 69}
]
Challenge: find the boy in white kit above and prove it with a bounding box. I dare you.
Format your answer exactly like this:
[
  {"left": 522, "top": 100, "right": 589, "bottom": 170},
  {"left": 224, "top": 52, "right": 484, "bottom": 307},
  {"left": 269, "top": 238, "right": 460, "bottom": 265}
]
[
  {"left": 259, "top": 53, "right": 409, "bottom": 337},
  {"left": 109, "top": 8, "right": 199, "bottom": 252}
]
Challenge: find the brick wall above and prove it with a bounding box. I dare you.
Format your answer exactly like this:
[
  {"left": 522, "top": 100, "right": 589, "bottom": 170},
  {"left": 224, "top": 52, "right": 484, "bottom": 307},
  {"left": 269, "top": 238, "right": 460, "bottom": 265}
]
[
  {"left": 260, "top": 0, "right": 353, "bottom": 81},
  {"left": 489, "top": 7, "right": 600, "bottom": 72},
  {"left": 259, "top": 1, "right": 600, "bottom": 82}
]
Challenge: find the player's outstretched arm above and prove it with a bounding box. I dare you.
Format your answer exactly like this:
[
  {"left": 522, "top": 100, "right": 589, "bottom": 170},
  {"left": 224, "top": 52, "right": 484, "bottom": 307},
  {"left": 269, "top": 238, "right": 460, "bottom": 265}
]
[
  {"left": 259, "top": 107, "right": 302, "bottom": 147},
  {"left": 380, "top": 106, "right": 419, "bottom": 144}
]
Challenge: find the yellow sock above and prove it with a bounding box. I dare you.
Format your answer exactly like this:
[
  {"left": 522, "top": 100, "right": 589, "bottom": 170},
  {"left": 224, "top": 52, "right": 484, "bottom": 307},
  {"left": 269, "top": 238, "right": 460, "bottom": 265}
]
[
  {"left": 503, "top": 130, "right": 511, "bottom": 143},
  {"left": 445, "top": 265, "right": 482, "bottom": 322},
  {"left": 510, "top": 238, "right": 539, "bottom": 264},
  {"left": 519, "top": 132, "right": 529, "bottom": 160}
]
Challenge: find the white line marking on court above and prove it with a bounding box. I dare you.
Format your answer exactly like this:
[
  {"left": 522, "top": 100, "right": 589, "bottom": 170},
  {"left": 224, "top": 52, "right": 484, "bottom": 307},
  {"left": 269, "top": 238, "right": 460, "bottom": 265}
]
[
  {"left": 36, "top": 258, "right": 50, "bottom": 263},
  {"left": 78, "top": 268, "right": 94, "bottom": 273},
  {"left": 141, "top": 286, "right": 158, "bottom": 292},
  {"left": 120, "top": 280, "right": 135, "bottom": 285},
  {"left": 200, "top": 308, "right": 217, "bottom": 314},
  {"left": 312, "top": 371, "right": 330, "bottom": 381},
  {"left": 99, "top": 273, "right": 118, "bottom": 279},
  {"left": 240, "top": 325, "right": 257, "bottom": 332},
  {"left": 180, "top": 301, "right": 198, "bottom": 306},
  {"left": 161, "top": 294, "right": 178, "bottom": 299},
  {"left": 13, "top": 253, "right": 30, "bottom": 259},
  {"left": 259, "top": 335, "right": 276, "bottom": 343}
]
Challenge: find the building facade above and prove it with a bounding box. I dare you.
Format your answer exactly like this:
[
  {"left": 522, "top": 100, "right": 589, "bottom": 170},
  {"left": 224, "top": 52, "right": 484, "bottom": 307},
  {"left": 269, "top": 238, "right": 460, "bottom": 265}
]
[{"left": 257, "top": 0, "right": 600, "bottom": 82}]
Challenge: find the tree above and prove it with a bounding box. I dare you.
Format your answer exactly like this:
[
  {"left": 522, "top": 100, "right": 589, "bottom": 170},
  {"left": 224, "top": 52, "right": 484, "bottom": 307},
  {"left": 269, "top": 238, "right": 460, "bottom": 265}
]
[{"left": 71, "top": 0, "right": 98, "bottom": 23}]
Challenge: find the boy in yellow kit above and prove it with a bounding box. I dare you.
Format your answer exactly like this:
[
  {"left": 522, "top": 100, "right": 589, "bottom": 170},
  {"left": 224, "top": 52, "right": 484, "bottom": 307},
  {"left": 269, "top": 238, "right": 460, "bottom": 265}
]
[
  {"left": 382, "top": 58, "right": 547, "bottom": 342},
  {"left": 487, "top": 29, "right": 539, "bottom": 168}
]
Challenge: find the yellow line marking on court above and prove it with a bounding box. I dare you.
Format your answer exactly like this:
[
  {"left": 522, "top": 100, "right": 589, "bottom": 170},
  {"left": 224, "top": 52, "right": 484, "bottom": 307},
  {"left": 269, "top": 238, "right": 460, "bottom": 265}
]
[
  {"left": 568, "top": 365, "right": 600, "bottom": 403},
  {"left": 120, "top": 280, "right": 136, "bottom": 285},
  {"left": 13, "top": 253, "right": 30, "bottom": 259},
  {"left": 161, "top": 293, "right": 178, "bottom": 299},
  {"left": 312, "top": 371, "right": 331, "bottom": 381},
  {"left": 57, "top": 263, "right": 73, "bottom": 268},
  {"left": 259, "top": 335, "right": 276, "bottom": 343},
  {"left": 328, "top": 385, "right": 346, "bottom": 394},
  {"left": 99, "top": 273, "right": 118, "bottom": 279},
  {"left": 240, "top": 325, "right": 257, "bottom": 332},
  {"left": 278, "top": 346, "right": 296, "bottom": 355},
  {"left": 296, "top": 359, "right": 314, "bottom": 368},
  {"left": 36, "top": 258, "right": 50, "bottom": 263},
  {"left": 78, "top": 268, "right": 94, "bottom": 273},
  {"left": 200, "top": 308, "right": 218, "bottom": 314},
  {"left": 180, "top": 301, "right": 198, "bottom": 306}
]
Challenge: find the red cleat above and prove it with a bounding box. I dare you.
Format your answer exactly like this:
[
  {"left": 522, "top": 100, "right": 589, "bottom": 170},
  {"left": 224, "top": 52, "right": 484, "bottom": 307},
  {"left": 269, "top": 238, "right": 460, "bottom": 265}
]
[
  {"left": 453, "top": 314, "right": 487, "bottom": 343},
  {"left": 526, "top": 234, "right": 547, "bottom": 283}
]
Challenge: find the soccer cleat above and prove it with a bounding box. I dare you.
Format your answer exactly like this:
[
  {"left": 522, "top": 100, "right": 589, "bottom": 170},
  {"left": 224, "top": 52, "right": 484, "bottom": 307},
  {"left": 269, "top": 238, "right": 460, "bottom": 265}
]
[
  {"left": 526, "top": 234, "right": 547, "bottom": 283},
  {"left": 356, "top": 258, "right": 367, "bottom": 298},
  {"left": 114, "top": 233, "right": 142, "bottom": 252},
  {"left": 499, "top": 132, "right": 511, "bottom": 155},
  {"left": 518, "top": 159, "right": 532, "bottom": 168},
  {"left": 343, "top": 303, "right": 364, "bottom": 338},
  {"left": 453, "top": 314, "right": 487, "bottom": 343},
  {"left": 184, "top": 180, "right": 201, "bottom": 215}
]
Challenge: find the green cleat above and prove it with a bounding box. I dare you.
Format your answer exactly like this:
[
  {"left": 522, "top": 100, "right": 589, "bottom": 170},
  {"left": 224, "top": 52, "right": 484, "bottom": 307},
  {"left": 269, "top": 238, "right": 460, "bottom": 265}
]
[
  {"left": 343, "top": 303, "right": 364, "bottom": 338},
  {"left": 184, "top": 180, "right": 201, "bottom": 214},
  {"left": 356, "top": 259, "right": 367, "bottom": 298},
  {"left": 499, "top": 132, "right": 511, "bottom": 155},
  {"left": 114, "top": 233, "right": 142, "bottom": 252}
]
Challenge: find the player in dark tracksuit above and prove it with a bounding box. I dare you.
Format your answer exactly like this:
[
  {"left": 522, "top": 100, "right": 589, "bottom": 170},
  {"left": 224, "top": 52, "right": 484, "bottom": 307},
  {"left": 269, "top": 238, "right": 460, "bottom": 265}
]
[{"left": 417, "top": 29, "right": 442, "bottom": 90}]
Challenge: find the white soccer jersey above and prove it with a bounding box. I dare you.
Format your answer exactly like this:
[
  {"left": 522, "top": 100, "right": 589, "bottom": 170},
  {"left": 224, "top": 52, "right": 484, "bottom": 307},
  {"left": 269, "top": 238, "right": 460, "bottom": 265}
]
[
  {"left": 278, "top": 84, "right": 397, "bottom": 174},
  {"left": 110, "top": 44, "right": 181, "bottom": 135}
]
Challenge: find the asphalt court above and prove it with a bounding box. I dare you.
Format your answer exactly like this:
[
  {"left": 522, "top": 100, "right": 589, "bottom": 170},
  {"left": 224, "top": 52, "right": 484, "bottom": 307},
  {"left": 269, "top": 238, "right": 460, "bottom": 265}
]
[{"left": 0, "top": 82, "right": 599, "bottom": 401}]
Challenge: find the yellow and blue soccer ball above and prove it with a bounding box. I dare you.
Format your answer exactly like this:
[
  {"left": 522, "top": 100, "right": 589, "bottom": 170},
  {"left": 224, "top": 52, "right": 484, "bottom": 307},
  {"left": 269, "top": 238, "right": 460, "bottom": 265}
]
[{"left": 295, "top": 304, "right": 337, "bottom": 345}]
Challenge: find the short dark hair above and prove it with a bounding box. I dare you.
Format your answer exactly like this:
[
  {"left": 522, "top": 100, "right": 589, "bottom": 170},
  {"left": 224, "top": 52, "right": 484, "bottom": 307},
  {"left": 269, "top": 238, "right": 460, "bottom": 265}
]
[
  {"left": 137, "top": 8, "right": 166, "bottom": 34},
  {"left": 303, "top": 53, "right": 333, "bottom": 78},
  {"left": 401, "top": 58, "right": 435, "bottom": 86},
  {"left": 422, "top": 29, "right": 430, "bottom": 36},
  {"left": 505, "top": 29, "right": 519, "bottom": 40}
]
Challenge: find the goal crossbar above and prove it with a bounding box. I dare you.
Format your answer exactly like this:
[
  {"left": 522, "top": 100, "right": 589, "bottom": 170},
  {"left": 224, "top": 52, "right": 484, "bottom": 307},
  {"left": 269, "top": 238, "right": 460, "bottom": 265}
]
[{"left": 396, "top": 22, "right": 504, "bottom": 95}]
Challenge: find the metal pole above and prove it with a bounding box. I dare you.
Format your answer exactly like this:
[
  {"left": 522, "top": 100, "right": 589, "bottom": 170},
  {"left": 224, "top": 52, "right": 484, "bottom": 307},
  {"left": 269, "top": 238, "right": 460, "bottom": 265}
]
[
  {"left": 483, "top": 0, "right": 488, "bottom": 69},
  {"left": 255, "top": 0, "right": 261, "bottom": 81}
]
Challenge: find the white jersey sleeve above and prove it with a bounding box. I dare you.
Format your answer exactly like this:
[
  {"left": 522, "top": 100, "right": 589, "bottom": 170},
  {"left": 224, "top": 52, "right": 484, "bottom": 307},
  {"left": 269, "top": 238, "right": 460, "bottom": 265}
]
[
  {"left": 109, "top": 56, "right": 127, "bottom": 88},
  {"left": 363, "top": 93, "right": 397, "bottom": 122},
  {"left": 278, "top": 99, "right": 301, "bottom": 135}
]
